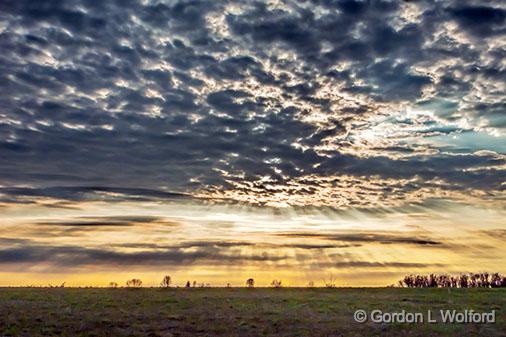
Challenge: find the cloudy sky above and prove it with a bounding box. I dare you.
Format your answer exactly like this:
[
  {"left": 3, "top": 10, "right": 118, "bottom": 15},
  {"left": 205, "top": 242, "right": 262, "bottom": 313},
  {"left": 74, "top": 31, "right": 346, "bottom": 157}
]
[{"left": 0, "top": 0, "right": 505, "bottom": 286}]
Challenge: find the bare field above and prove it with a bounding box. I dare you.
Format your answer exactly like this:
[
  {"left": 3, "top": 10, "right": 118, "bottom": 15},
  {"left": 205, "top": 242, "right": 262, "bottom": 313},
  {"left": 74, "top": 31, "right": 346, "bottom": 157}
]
[{"left": 0, "top": 288, "right": 504, "bottom": 336}]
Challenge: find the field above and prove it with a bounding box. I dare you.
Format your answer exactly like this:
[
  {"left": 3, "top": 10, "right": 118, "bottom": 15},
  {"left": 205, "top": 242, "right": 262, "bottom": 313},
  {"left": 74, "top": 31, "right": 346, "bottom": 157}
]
[{"left": 0, "top": 288, "right": 504, "bottom": 336}]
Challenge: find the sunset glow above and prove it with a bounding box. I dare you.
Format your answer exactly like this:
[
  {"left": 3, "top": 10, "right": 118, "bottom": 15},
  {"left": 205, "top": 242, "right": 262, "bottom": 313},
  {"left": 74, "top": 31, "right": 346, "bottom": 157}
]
[{"left": 0, "top": 0, "right": 505, "bottom": 287}]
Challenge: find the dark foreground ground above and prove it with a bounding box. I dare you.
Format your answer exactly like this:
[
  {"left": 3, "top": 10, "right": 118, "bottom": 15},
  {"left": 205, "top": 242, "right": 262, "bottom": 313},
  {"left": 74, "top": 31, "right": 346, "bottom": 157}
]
[{"left": 0, "top": 287, "right": 504, "bottom": 336}]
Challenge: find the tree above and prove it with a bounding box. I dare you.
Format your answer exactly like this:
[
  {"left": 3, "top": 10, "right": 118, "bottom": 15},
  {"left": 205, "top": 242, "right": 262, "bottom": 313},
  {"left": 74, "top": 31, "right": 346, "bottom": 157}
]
[
  {"left": 323, "top": 274, "right": 336, "bottom": 288},
  {"left": 246, "top": 278, "right": 254, "bottom": 288},
  {"left": 307, "top": 281, "right": 315, "bottom": 288},
  {"left": 126, "top": 278, "right": 142, "bottom": 288},
  {"left": 271, "top": 279, "right": 282, "bottom": 288},
  {"left": 109, "top": 282, "right": 118, "bottom": 288},
  {"left": 160, "top": 275, "right": 171, "bottom": 288},
  {"left": 185, "top": 281, "right": 191, "bottom": 288}
]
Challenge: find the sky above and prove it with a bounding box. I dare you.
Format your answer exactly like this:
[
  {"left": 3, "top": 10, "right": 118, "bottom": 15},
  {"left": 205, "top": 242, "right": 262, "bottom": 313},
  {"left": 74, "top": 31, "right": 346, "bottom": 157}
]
[{"left": 0, "top": 0, "right": 505, "bottom": 287}]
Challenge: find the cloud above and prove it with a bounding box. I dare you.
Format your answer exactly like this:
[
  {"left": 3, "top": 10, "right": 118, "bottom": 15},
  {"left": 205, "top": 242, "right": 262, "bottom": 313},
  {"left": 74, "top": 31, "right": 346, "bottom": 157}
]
[
  {"left": 0, "top": 0, "right": 504, "bottom": 209},
  {"left": 0, "top": 237, "right": 443, "bottom": 271},
  {"left": 448, "top": 5, "right": 506, "bottom": 37},
  {"left": 0, "top": 186, "right": 189, "bottom": 203},
  {"left": 276, "top": 231, "right": 444, "bottom": 246},
  {"left": 316, "top": 261, "right": 445, "bottom": 269},
  {"left": 477, "top": 229, "right": 506, "bottom": 240},
  {"left": 35, "top": 215, "right": 167, "bottom": 227},
  {"left": 0, "top": 238, "right": 287, "bottom": 270}
]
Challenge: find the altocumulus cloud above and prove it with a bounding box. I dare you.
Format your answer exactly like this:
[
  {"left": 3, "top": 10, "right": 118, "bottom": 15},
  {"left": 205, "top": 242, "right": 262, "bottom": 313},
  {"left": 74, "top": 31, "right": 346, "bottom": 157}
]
[{"left": 0, "top": 0, "right": 504, "bottom": 208}]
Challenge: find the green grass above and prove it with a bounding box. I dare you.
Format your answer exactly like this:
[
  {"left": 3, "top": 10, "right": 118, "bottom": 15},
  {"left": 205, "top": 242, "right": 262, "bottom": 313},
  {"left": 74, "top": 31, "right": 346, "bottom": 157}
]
[{"left": 0, "top": 288, "right": 504, "bottom": 336}]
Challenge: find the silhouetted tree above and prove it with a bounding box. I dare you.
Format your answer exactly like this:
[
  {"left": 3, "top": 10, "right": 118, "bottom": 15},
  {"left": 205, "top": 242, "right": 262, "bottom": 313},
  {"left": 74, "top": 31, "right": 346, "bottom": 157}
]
[
  {"left": 462, "top": 275, "right": 468, "bottom": 288},
  {"left": 246, "top": 278, "right": 254, "bottom": 288},
  {"left": 323, "top": 274, "right": 336, "bottom": 288},
  {"left": 126, "top": 278, "right": 142, "bottom": 288},
  {"left": 160, "top": 275, "right": 171, "bottom": 288},
  {"left": 109, "top": 282, "right": 118, "bottom": 288},
  {"left": 185, "top": 281, "right": 191, "bottom": 288},
  {"left": 271, "top": 279, "right": 282, "bottom": 288}
]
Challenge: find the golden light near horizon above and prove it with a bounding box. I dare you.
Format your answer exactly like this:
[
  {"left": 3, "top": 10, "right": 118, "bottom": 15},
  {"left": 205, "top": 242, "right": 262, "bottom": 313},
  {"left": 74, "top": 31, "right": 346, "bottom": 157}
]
[
  {"left": 0, "top": 197, "right": 504, "bottom": 287},
  {"left": 0, "top": 0, "right": 505, "bottom": 289}
]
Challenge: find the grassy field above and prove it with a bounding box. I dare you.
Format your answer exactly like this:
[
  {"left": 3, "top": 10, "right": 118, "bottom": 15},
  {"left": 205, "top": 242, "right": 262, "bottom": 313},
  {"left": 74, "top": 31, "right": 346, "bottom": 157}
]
[{"left": 0, "top": 287, "right": 504, "bottom": 336}]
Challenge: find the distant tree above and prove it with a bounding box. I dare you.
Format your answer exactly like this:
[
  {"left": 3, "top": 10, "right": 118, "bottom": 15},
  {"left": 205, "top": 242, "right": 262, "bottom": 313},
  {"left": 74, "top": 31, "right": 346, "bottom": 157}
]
[
  {"left": 323, "top": 274, "right": 336, "bottom": 288},
  {"left": 126, "top": 278, "right": 142, "bottom": 288},
  {"left": 160, "top": 275, "right": 171, "bottom": 288},
  {"left": 109, "top": 282, "right": 118, "bottom": 288},
  {"left": 185, "top": 281, "right": 191, "bottom": 288},
  {"left": 246, "top": 278, "right": 255, "bottom": 288},
  {"left": 192, "top": 281, "right": 197, "bottom": 287},
  {"left": 226, "top": 283, "right": 231, "bottom": 288},
  {"left": 271, "top": 279, "right": 282, "bottom": 288},
  {"left": 307, "top": 281, "right": 315, "bottom": 288}
]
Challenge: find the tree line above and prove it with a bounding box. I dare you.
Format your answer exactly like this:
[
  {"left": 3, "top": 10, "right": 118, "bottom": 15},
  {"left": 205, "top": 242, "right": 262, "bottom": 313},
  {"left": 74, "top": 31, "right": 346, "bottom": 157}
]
[
  {"left": 115, "top": 276, "right": 286, "bottom": 288},
  {"left": 112, "top": 272, "right": 506, "bottom": 288},
  {"left": 398, "top": 272, "right": 506, "bottom": 288}
]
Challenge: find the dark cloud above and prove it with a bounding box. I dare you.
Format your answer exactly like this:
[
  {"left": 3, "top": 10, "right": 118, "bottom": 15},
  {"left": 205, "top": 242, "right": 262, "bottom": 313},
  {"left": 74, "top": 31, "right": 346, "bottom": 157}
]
[
  {"left": 316, "top": 261, "right": 445, "bottom": 269},
  {"left": 276, "top": 232, "right": 444, "bottom": 246},
  {"left": 0, "top": 186, "right": 189, "bottom": 203},
  {"left": 357, "top": 60, "right": 432, "bottom": 101},
  {"left": 0, "top": 237, "right": 442, "bottom": 271},
  {"left": 37, "top": 221, "right": 134, "bottom": 227},
  {"left": 276, "top": 243, "right": 360, "bottom": 249},
  {"left": 91, "top": 240, "right": 356, "bottom": 251},
  {"left": 35, "top": 215, "right": 167, "bottom": 227},
  {"left": 117, "top": 241, "right": 256, "bottom": 250},
  {"left": 0, "top": 0, "right": 504, "bottom": 208},
  {"left": 449, "top": 5, "right": 506, "bottom": 37},
  {"left": 0, "top": 239, "right": 286, "bottom": 269}
]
